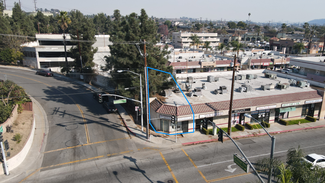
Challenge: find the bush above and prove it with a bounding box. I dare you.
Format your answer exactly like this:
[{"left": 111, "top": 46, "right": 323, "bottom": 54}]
[
  {"left": 261, "top": 121, "right": 270, "bottom": 128},
  {"left": 235, "top": 124, "right": 245, "bottom": 131},
  {"left": 279, "top": 119, "right": 288, "bottom": 126},
  {"left": 202, "top": 128, "right": 209, "bottom": 135},
  {"left": 245, "top": 123, "right": 253, "bottom": 130},
  {"left": 13, "top": 133, "right": 23, "bottom": 143},
  {"left": 305, "top": 116, "right": 316, "bottom": 122}
]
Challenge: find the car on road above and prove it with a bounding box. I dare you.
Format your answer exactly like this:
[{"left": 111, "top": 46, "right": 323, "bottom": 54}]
[
  {"left": 36, "top": 69, "right": 53, "bottom": 77},
  {"left": 103, "top": 101, "right": 117, "bottom": 113},
  {"left": 302, "top": 153, "right": 325, "bottom": 168},
  {"left": 281, "top": 68, "right": 292, "bottom": 74}
]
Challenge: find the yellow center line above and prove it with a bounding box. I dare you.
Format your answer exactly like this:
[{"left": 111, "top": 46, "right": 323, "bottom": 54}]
[
  {"left": 43, "top": 137, "right": 130, "bottom": 154},
  {"left": 182, "top": 149, "right": 208, "bottom": 183},
  {"left": 208, "top": 172, "right": 252, "bottom": 182},
  {"left": 160, "top": 152, "right": 179, "bottom": 183}
]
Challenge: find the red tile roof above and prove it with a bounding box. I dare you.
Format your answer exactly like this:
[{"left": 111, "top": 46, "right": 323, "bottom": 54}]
[{"left": 151, "top": 90, "right": 322, "bottom": 116}]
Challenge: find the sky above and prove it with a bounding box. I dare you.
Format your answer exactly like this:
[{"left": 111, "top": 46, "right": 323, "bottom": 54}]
[{"left": 4, "top": 0, "right": 325, "bottom": 23}]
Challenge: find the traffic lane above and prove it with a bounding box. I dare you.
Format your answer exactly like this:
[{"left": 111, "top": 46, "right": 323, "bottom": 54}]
[
  {"left": 1, "top": 69, "right": 89, "bottom": 151},
  {"left": 36, "top": 149, "right": 176, "bottom": 183}
]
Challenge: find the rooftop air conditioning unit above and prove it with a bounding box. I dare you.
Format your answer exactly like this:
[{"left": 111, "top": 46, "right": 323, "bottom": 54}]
[
  {"left": 261, "top": 83, "right": 275, "bottom": 91},
  {"left": 264, "top": 72, "right": 277, "bottom": 79},
  {"left": 239, "top": 84, "right": 254, "bottom": 93},
  {"left": 276, "top": 82, "right": 289, "bottom": 90},
  {"left": 288, "top": 79, "right": 297, "bottom": 86},
  {"left": 297, "top": 80, "right": 310, "bottom": 88}
]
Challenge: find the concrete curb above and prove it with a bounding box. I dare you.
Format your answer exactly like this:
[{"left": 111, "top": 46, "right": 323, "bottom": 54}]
[
  {"left": 182, "top": 124, "right": 325, "bottom": 146},
  {"left": 116, "top": 110, "right": 137, "bottom": 137}
]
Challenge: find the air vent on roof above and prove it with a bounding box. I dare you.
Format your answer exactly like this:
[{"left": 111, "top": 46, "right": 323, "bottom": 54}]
[
  {"left": 276, "top": 82, "right": 289, "bottom": 90},
  {"left": 261, "top": 83, "right": 274, "bottom": 91},
  {"left": 296, "top": 80, "right": 310, "bottom": 88},
  {"left": 238, "top": 84, "right": 254, "bottom": 93}
]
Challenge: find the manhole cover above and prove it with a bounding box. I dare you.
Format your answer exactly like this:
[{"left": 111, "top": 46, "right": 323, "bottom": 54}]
[
  {"left": 126, "top": 119, "right": 131, "bottom": 121},
  {"left": 238, "top": 139, "right": 255, "bottom": 145},
  {"left": 167, "top": 180, "right": 173, "bottom": 183}
]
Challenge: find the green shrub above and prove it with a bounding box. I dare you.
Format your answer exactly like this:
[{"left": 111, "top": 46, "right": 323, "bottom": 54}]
[
  {"left": 208, "top": 129, "right": 214, "bottom": 135},
  {"left": 202, "top": 128, "right": 209, "bottom": 135},
  {"left": 235, "top": 124, "right": 245, "bottom": 131},
  {"left": 13, "top": 133, "right": 23, "bottom": 143},
  {"left": 305, "top": 116, "right": 316, "bottom": 122},
  {"left": 261, "top": 121, "right": 270, "bottom": 128},
  {"left": 279, "top": 119, "right": 288, "bottom": 126},
  {"left": 245, "top": 123, "right": 253, "bottom": 130}
]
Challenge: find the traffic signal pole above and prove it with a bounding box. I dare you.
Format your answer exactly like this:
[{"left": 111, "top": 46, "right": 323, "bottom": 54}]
[
  {"left": 209, "top": 122, "right": 264, "bottom": 183},
  {"left": 0, "top": 133, "right": 9, "bottom": 175}
]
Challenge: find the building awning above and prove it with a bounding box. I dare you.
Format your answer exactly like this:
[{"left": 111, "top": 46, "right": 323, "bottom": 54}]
[{"left": 276, "top": 107, "right": 296, "bottom": 113}]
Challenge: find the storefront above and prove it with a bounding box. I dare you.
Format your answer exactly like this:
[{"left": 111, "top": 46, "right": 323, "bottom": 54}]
[{"left": 231, "top": 108, "right": 251, "bottom": 125}]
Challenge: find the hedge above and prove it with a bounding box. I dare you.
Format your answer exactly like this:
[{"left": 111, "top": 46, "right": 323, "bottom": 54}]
[
  {"left": 279, "top": 119, "right": 289, "bottom": 126},
  {"left": 235, "top": 124, "right": 245, "bottom": 131},
  {"left": 261, "top": 121, "right": 270, "bottom": 128},
  {"left": 245, "top": 123, "right": 253, "bottom": 130},
  {"left": 305, "top": 116, "right": 316, "bottom": 122},
  {"left": 202, "top": 128, "right": 209, "bottom": 135}
]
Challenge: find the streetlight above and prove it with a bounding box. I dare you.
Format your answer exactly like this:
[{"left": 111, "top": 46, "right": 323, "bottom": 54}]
[
  {"left": 117, "top": 70, "right": 144, "bottom": 132},
  {"left": 244, "top": 114, "right": 275, "bottom": 183}
]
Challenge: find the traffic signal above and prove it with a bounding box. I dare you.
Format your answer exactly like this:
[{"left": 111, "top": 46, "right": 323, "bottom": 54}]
[
  {"left": 171, "top": 115, "right": 175, "bottom": 124},
  {"left": 0, "top": 132, "right": 3, "bottom": 142},
  {"left": 218, "top": 129, "right": 223, "bottom": 143},
  {"left": 98, "top": 93, "right": 103, "bottom": 103}
]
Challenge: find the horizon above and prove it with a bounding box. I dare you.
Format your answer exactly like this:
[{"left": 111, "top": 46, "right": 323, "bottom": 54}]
[{"left": 3, "top": 0, "right": 325, "bottom": 24}]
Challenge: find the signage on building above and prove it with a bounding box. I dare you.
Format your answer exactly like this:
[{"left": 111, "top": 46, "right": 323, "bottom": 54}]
[
  {"left": 188, "top": 65, "right": 201, "bottom": 68},
  {"left": 256, "top": 105, "right": 277, "bottom": 110},
  {"left": 232, "top": 108, "right": 250, "bottom": 113},
  {"left": 199, "top": 111, "right": 225, "bottom": 118},
  {"left": 305, "top": 99, "right": 322, "bottom": 104},
  {"left": 178, "top": 116, "right": 193, "bottom": 121},
  {"left": 281, "top": 102, "right": 300, "bottom": 107},
  {"left": 160, "top": 115, "right": 172, "bottom": 120}
]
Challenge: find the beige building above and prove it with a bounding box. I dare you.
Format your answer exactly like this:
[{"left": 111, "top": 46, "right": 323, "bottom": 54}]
[{"left": 172, "top": 32, "right": 220, "bottom": 48}]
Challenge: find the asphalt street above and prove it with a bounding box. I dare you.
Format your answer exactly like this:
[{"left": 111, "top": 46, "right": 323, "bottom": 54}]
[{"left": 1, "top": 68, "right": 325, "bottom": 183}]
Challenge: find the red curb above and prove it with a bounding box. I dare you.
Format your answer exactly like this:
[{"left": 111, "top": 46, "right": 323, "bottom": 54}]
[
  {"left": 182, "top": 125, "right": 325, "bottom": 146},
  {"left": 117, "top": 111, "right": 137, "bottom": 137}
]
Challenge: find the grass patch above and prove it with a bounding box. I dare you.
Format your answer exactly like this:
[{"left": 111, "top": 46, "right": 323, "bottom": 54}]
[
  {"left": 287, "top": 119, "right": 312, "bottom": 125},
  {"left": 206, "top": 127, "right": 239, "bottom": 135},
  {"left": 251, "top": 124, "right": 263, "bottom": 129}
]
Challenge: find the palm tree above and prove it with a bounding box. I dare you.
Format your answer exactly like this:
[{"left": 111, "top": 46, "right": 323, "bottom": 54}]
[
  {"left": 276, "top": 163, "right": 293, "bottom": 183},
  {"left": 230, "top": 41, "right": 244, "bottom": 69},
  {"left": 293, "top": 43, "right": 305, "bottom": 55},
  {"left": 203, "top": 41, "right": 212, "bottom": 52},
  {"left": 281, "top": 23, "right": 287, "bottom": 33},
  {"left": 189, "top": 34, "right": 200, "bottom": 49},
  {"left": 286, "top": 146, "right": 304, "bottom": 166},
  {"left": 57, "top": 11, "right": 71, "bottom": 74},
  {"left": 218, "top": 43, "right": 226, "bottom": 55}
]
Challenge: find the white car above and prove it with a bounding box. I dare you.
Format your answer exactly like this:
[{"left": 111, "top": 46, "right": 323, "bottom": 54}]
[
  {"left": 302, "top": 153, "right": 325, "bottom": 168},
  {"left": 281, "top": 69, "right": 292, "bottom": 74}
]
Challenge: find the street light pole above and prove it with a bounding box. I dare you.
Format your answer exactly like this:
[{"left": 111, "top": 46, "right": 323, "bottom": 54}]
[
  {"left": 244, "top": 114, "right": 275, "bottom": 183},
  {"left": 144, "top": 40, "right": 150, "bottom": 140},
  {"left": 117, "top": 70, "right": 143, "bottom": 132}
]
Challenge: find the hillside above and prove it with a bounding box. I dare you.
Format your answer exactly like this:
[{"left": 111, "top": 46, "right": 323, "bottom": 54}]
[{"left": 308, "top": 19, "right": 325, "bottom": 25}]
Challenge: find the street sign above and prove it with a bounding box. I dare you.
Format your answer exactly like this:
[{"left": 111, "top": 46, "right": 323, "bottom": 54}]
[
  {"left": 233, "top": 154, "right": 249, "bottom": 173},
  {"left": 0, "top": 126, "right": 3, "bottom": 133},
  {"left": 113, "top": 99, "right": 127, "bottom": 104}
]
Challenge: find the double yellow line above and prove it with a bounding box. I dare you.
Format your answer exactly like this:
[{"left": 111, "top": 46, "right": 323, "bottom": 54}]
[{"left": 76, "top": 104, "right": 90, "bottom": 143}]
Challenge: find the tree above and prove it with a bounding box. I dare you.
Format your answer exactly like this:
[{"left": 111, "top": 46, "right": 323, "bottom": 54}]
[
  {"left": 254, "top": 25, "right": 261, "bottom": 36},
  {"left": 189, "top": 34, "right": 200, "bottom": 49},
  {"left": 69, "top": 10, "right": 98, "bottom": 71},
  {"left": 0, "top": 48, "right": 23, "bottom": 64},
  {"left": 227, "top": 21, "right": 237, "bottom": 29},
  {"left": 237, "top": 21, "right": 247, "bottom": 29},
  {"left": 230, "top": 41, "right": 244, "bottom": 68},
  {"left": 277, "top": 163, "right": 293, "bottom": 183},
  {"left": 293, "top": 43, "right": 305, "bottom": 55},
  {"left": 57, "top": 11, "right": 71, "bottom": 73},
  {"left": 203, "top": 41, "right": 212, "bottom": 52},
  {"left": 104, "top": 9, "right": 173, "bottom": 100},
  {"left": 281, "top": 23, "right": 287, "bottom": 33},
  {"left": 34, "top": 11, "right": 50, "bottom": 33},
  {"left": 194, "top": 22, "right": 203, "bottom": 30},
  {"left": 93, "top": 13, "right": 107, "bottom": 34},
  {"left": 164, "top": 20, "right": 172, "bottom": 28},
  {"left": 264, "top": 25, "right": 270, "bottom": 31},
  {"left": 218, "top": 43, "right": 226, "bottom": 55}
]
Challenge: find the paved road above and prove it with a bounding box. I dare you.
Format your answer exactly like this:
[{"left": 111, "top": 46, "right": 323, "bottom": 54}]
[
  {"left": 1, "top": 68, "right": 325, "bottom": 183},
  {"left": 0, "top": 68, "right": 146, "bottom": 171}
]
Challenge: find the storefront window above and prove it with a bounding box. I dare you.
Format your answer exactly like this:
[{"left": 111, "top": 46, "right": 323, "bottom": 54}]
[
  {"left": 160, "top": 119, "right": 169, "bottom": 132},
  {"left": 250, "top": 110, "right": 270, "bottom": 123},
  {"left": 172, "top": 122, "right": 182, "bottom": 131}
]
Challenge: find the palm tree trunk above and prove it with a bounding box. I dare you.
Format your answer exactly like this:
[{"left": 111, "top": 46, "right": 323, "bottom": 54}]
[{"left": 63, "top": 31, "right": 68, "bottom": 74}]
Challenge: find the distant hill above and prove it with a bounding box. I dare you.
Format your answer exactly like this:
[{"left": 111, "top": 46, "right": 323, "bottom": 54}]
[{"left": 308, "top": 19, "right": 325, "bottom": 25}]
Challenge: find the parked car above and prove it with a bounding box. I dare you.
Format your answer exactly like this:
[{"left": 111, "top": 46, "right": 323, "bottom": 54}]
[
  {"left": 281, "top": 68, "right": 292, "bottom": 74},
  {"left": 302, "top": 153, "right": 325, "bottom": 168},
  {"left": 36, "top": 69, "right": 53, "bottom": 77},
  {"left": 103, "top": 101, "right": 117, "bottom": 113}
]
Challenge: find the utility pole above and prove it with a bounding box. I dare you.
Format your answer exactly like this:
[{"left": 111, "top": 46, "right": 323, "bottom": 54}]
[
  {"left": 37, "top": 22, "right": 40, "bottom": 34},
  {"left": 3, "top": 0, "right": 6, "bottom": 9},
  {"left": 144, "top": 40, "right": 150, "bottom": 140},
  {"left": 77, "top": 29, "right": 83, "bottom": 69},
  {"left": 34, "top": 0, "right": 37, "bottom": 11},
  {"left": 227, "top": 55, "right": 237, "bottom": 135}
]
